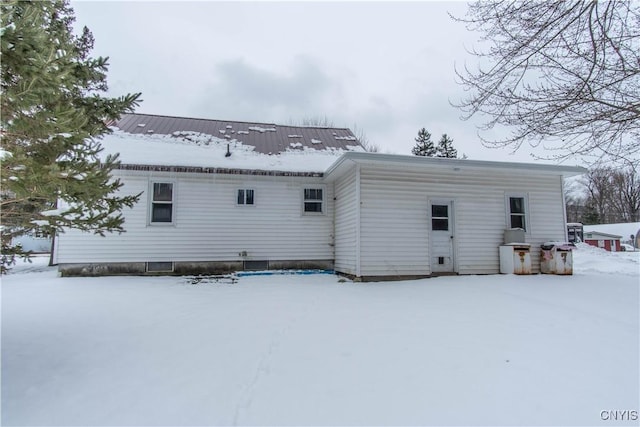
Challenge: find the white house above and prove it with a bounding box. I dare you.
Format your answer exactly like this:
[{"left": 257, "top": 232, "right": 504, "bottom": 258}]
[
  {"left": 54, "top": 114, "right": 586, "bottom": 279},
  {"left": 11, "top": 231, "right": 52, "bottom": 253}
]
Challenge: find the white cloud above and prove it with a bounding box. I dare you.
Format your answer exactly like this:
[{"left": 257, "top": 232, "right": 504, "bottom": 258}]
[
  {"left": 192, "top": 56, "right": 345, "bottom": 123},
  {"left": 70, "top": 1, "right": 569, "bottom": 164}
]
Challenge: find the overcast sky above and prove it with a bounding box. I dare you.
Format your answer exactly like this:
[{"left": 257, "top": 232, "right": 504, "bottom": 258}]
[{"left": 71, "top": 1, "right": 550, "bottom": 163}]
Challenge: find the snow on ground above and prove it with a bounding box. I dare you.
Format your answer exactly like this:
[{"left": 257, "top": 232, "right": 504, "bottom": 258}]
[
  {"left": 2, "top": 249, "right": 638, "bottom": 426},
  {"left": 97, "top": 130, "right": 362, "bottom": 173}
]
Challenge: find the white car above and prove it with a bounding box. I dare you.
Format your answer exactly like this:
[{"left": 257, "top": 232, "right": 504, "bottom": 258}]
[{"left": 621, "top": 243, "right": 636, "bottom": 252}]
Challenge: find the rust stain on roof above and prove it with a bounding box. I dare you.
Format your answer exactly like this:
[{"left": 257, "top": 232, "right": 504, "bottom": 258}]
[{"left": 110, "top": 113, "right": 362, "bottom": 155}]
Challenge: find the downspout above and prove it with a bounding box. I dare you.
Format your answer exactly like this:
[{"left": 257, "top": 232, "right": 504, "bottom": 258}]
[
  {"left": 560, "top": 176, "right": 569, "bottom": 242},
  {"left": 355, "top": 163, "right": 361, "bottom": 278},
  {"left": 331, "top": 180, "right": 336, "bottom": 264},
  {"left": 48, "top": 232, "right": 57, "bottom": 266}
]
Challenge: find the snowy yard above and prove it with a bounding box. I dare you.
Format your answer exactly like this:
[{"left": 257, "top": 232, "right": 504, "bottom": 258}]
[{"left": 2, "top": 246, "right": 638, "bottom": 426}]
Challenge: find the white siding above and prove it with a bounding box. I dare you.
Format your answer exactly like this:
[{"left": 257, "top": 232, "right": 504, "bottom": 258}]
[
  {"left": 333, "top": 167, "right": 358, "bottom": 275},
  {"left": 359, "top": 167, "right": 431, "bottom": 277},
  {"left": 356, "top": 164, "right": 566, "bottom": 277},
  {"left": 56, "top": 170, "right": 334, "bottom": 264}
]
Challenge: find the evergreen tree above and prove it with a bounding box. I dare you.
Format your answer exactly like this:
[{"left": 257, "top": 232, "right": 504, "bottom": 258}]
[
  {"left": 1, "top": 0, "right": 142, "bottom": 271},
  {"left": 411, "top": 128, "right": 436, "bottom": 157},
  {"left": 436, "top": 134, "right": 458, "bottom": 158}
]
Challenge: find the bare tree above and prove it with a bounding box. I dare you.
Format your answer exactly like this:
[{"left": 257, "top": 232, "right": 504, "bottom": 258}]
[
  {"left": 564, "top": 177, "right": 589, "bottom": 223},
  {"left": 609, "top": 165, "right": 640, "bottom": 221},
  {"left": 452, "top": 1, "right": 640, "bottom": 162},
  {"left": 565, "top": 193, "right": 587, "bottom": 224},
  {"left": 288, "top": 116, "right": 379, "bottom": 152},
  {"left": 288, "top": 116, "right": 336, "bottom": 128},
  {"left": 573, "top": 164, "right": 640, "bottom": 223},
  {"left": 351, "top": 123, "right": 379, "bottom": 153},
  {"left": 583, "top": 167, "right": 612, "bottom": 223}
]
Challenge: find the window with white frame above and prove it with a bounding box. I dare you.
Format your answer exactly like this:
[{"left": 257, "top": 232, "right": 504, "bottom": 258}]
[
  {"left": 507, "top": 195, "right": 527, "bottom": 231},
  {"left": 150, "top": 182, "right": 174, "bottom": 224},
  {"left": 431, "top": 204, "right": 449, "bottom": 231},
  {"left": 303, "top": 188, "right": 323, "bottom": 214},
  {"left": 237, "top": 189, "right": 255, "bottom": 205}
]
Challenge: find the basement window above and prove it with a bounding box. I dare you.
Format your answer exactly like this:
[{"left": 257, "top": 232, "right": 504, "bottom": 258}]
[
  {"left": 244, "top": 260, "right": 269, "bottom": 270},
  {"left": 146, "top": 262, "right": 174, "bottom": 273}
]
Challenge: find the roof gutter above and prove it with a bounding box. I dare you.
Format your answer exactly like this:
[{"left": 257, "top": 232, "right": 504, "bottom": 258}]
[
  {"left": 325, "top": 151, "right": 587, "bottom": 177},
  {"left": 113, "top": 163, "right": 324, "bottom": 178}
]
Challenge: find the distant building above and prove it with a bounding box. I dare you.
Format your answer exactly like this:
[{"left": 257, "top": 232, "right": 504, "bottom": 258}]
[
  {"left": 583, "top": 231, "right": 622, "bottom": 252},
  {"left": 11, "top": 231, "right": 52, "bottom": 253},
  {"left": 583, "top": 222, "right": 640, "bottom": 250}
]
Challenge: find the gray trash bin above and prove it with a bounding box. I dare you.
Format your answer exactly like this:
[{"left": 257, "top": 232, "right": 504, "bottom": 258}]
[{"left": 541, "top": 242, "right": 574, "bottom": 275}]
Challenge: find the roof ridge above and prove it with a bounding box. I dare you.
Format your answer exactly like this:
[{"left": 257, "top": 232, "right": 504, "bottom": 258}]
[{"left": 122, "top": 112, "right": 353, "bottom": 132}]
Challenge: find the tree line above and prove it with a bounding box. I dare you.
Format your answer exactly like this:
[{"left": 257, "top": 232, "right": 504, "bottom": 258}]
[{"left": 566, "top": 165, "right": 640, "bottom": 225}]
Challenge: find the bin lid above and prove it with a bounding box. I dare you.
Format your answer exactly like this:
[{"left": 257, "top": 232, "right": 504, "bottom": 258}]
[
  {"left": 502, "top": 243, "right": 531, "bottom": 248},
  {"left": 543, "top": 241, "right": 575, "bottom": 251},
  {"left": 556, "top": 244, "right": 574, "bottom": 251}
]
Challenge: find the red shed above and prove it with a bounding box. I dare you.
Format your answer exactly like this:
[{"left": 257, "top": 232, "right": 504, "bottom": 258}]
[{"left": 583, "top": 231, "right": 623, "bottom": 252}]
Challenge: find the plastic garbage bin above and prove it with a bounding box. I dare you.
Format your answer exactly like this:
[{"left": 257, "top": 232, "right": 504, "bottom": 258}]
[
  {"left": 541, "top": 242, "right": 574, "bottom": 275},
  {"left": 500, "top": 243, "right": 532, "bottom": 274}
]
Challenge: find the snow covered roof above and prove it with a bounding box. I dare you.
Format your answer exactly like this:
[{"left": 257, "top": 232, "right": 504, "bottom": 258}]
[
  {"left": 99, "top": 114, "right": 365, "bottom": 174},
  {"left": 111, "top": 113, "right": 361, "bottom": 155},
  {"left": 585, "top": 231, "right": 623, "bottom": 239}
]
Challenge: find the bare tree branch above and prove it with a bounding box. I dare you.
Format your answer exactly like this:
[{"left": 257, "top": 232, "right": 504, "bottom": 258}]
[{"left": 452, "top": 1, "right": 640, "bottom": 163}]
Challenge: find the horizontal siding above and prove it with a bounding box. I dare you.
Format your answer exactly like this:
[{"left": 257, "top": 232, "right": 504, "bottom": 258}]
[
  {"left": 56, "top": 163, "right": 568, "bottom": 277},
  {"left": 334, "top": 168, "right": 357, "bottom": 275},
  {"left": 57, "top": 171, "right": 334, "bottom": 263},
  {"left": 359, "top": 175, "right": 430, "bottom": 276},
  {"left": 359, "top": 164, "right": 566, "bottom": 276},
  {"left": 526, "top": 183, "right": 568, "bottom": 272}
]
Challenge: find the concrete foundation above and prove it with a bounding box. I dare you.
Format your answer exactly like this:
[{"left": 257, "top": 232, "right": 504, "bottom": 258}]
[{"left": 58, "top": 259, "right": 334, "bottom": 277}]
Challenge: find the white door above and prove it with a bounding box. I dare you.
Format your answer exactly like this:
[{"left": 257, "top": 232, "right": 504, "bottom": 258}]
[{"left": 430, "top": 200, "right": 455, "bottom": 273}]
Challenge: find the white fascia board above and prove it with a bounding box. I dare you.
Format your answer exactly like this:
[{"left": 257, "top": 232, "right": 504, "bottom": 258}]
[
  {"left": 324, "top": 152, "right": 587, "bottom": 179},
  {"left": 585, "top": 231, "right": 624, "bottom": 239}
]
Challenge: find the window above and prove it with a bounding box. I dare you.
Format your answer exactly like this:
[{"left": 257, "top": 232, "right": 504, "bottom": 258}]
[
  {"left": 146, "top": 262, "right": 174, "bottom": 273},
  {"left": 507, "top": 195, "right": 527, "bottom": 231},
  {"left": 34, "top": 230, "right": 50, "bottom": 239},
  {"left": 303, "top": 188, "right": 323, "bottom": 213},
  {"left": 244, "top": 260, "right": 269, "bottom": 270},
  {"left": 237, "top": 189, "right": 255, "bottom": 205},
  {"left": 431, "top": 204, "right": 449, "bottom": 231},
  {"left": 151, "top": 182, "right": 174, "bottom": 223}
]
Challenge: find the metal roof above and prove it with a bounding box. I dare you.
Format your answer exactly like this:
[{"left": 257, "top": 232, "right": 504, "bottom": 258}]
[{"left": 110, "top": 113, "right": 362, "bottom": 155}]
